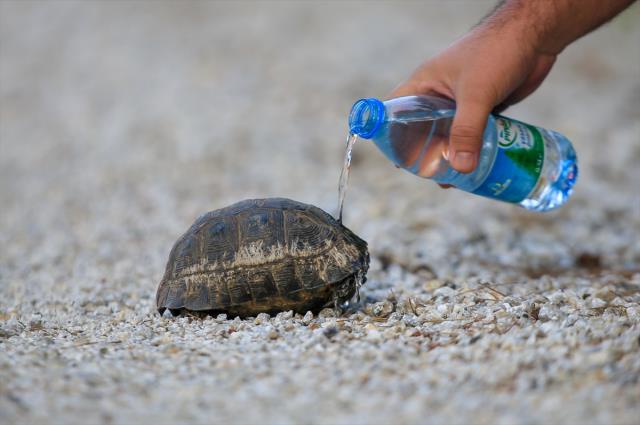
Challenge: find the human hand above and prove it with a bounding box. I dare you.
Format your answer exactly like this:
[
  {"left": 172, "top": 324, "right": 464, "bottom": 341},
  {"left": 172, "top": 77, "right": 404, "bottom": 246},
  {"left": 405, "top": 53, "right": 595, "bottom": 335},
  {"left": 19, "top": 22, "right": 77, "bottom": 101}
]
[{"left": 390, "top": 25, "right": 556, "bottom": 174}]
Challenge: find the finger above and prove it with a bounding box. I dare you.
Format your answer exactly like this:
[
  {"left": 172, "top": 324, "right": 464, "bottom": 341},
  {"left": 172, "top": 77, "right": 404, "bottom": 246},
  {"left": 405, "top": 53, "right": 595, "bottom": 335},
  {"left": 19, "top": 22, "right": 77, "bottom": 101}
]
[
  {"left": 449, "top": 95, "right": 493, "bottom": 173},
  {"left": 388, "top": 80, "right": 423, "bottom": 99},
  {"left": 388, "top": 72, "right": 449, "bottom": 99}
]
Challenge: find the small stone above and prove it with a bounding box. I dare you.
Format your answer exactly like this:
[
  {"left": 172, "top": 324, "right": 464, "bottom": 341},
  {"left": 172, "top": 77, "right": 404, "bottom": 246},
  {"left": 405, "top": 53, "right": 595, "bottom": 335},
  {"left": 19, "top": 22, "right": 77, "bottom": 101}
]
[
  {"left": 302, "top": 311, "right": 314, "bottom": 325},
  {"left": 323, "top": 325, "right": 339, "bottom": 339},
  {"left": 405, "top": 328, "right": 422, "bottom": 337},
  {"left": 275, "top": 311, "right": 293, "bottom": 321},
  {"left": 318, "top": 308, "right": 336, "bottom": 319},
  {"left": 549, "top": 291, "right": 567, "bottom": 305},
  {"left": 436, "top": 304, "right": 449, "bottom": 315},
  {"left": 424, "top": 279, "right": 444, "bottom": 291},
  {"left": 29, "top": 320, "right": 44, "bottom": 331},
  {"left": 372, "top": 301, "right": 394, "bottom": 318},
  {"left": 254, "top": 313, "right": 270, "bottom": 325},
  {"left": 364, "top": 324, "right": 382, "bottom": 341},
  {"left": 267, "top": 329, "right": 279, "bottom": 340},
  {"left": 402, "top": 314, "right": 418, "bottom": 327},
  {"left": 593, "top": 287, "right": 616, "bottom": 303},
  {"left": 151, "top": 336, "right": 170, "bottom": 346},
  {"left": 627, "top": 306, "right": 640, "bottom": 319},
  {"left": 387, "top": 312, "right": 403, "bottom": 323},
  {"left": 434, "top": 287, "right": 455, "bottom": 298},
  {"left": 538, "top": 304, "right": 558, "bottom": 321},
  {"left": 589, "top": 298, "right": 607, "bottom": 309}
]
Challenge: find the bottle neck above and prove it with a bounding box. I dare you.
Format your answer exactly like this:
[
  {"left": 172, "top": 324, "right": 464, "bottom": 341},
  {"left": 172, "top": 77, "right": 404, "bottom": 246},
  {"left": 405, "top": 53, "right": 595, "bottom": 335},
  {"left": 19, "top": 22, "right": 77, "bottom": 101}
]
[{"left": 349, "top": 98, "right": 385, "bottom": 139}]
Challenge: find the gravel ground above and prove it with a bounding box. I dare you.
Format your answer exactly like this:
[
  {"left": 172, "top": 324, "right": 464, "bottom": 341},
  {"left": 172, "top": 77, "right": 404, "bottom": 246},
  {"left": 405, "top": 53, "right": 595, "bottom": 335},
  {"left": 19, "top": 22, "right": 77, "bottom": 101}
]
[{"left": 1, "top": 2, "right": 639, "bottom": 424}]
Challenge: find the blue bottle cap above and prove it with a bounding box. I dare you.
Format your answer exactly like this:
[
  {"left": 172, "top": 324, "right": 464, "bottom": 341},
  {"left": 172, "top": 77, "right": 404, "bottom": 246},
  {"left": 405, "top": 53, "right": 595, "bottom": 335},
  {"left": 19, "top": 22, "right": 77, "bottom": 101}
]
[{"left": 349, "top": 98, "right": 385, "bottom": 139}]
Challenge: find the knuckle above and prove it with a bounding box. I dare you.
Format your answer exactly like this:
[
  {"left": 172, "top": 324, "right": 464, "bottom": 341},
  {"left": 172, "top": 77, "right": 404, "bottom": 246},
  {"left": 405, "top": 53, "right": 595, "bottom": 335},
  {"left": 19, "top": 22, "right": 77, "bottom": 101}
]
[
  {"left": 450, "top": 125, "right": 481, "bottom": 150},
  {"left": 415, "top": 80, "right": 435, "bottom": 94}
]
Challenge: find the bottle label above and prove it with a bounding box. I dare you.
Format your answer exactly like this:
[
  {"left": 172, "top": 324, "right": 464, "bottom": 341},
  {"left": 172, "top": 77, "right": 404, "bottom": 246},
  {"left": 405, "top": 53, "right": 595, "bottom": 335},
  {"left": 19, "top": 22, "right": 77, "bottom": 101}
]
[{"left": 472, "top": 117, "right": 544, "bottom": 203}]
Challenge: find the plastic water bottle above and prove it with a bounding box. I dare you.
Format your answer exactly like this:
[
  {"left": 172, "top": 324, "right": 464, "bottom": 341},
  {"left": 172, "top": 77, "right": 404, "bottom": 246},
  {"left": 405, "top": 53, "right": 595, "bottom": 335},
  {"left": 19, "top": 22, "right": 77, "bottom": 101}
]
[{"left": 348, "top": 95, "right": 578, "bottom": 211}]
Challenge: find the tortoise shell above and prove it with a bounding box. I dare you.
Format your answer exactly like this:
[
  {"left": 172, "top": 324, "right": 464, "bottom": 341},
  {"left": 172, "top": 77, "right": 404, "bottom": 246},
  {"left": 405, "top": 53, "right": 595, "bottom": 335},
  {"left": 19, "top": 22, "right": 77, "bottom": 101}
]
[{"left": 156, "top": 198, "right": 369, "bottom": 317}]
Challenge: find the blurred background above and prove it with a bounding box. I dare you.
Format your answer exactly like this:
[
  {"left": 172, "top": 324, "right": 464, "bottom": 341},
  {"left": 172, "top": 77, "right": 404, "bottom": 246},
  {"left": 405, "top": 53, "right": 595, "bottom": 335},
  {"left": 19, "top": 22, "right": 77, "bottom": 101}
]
[
  {"left": 1, "top": 1, "right": 639, "bottom": 424},
  {"left": 1, "top": 1, "right": 638, "bottom": 276}
]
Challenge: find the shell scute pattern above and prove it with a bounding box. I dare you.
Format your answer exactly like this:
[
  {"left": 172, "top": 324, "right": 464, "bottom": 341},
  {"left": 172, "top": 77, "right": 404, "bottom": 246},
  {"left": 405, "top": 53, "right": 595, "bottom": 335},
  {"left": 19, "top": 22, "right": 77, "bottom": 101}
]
[{"left": 156, "top": 198, "right": 369, "bottom": 317}]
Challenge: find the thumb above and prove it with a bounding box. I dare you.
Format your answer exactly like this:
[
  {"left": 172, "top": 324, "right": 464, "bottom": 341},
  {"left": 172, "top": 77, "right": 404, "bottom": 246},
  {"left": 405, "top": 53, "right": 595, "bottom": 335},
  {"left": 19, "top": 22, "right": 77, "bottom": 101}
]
[{"left": 449, "top": 95, "right": 493, "bottom": 173}]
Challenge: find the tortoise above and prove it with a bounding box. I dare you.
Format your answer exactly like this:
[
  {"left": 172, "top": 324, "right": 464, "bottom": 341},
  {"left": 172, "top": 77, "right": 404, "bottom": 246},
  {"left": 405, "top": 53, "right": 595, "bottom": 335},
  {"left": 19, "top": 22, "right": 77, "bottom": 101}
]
[{"left": 156, "top": 198, "right": 369, "bottom": 317}]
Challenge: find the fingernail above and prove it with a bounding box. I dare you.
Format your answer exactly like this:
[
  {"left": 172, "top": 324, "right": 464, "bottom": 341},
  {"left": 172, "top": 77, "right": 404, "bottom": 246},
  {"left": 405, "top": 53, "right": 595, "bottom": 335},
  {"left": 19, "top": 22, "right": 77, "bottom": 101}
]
[{"left": 452, "top": 151, "right": 477, "bottom": 171}]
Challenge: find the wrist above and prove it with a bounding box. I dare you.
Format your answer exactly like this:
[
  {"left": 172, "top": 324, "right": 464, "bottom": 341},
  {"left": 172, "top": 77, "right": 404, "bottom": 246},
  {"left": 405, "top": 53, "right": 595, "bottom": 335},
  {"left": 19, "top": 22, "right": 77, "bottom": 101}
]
[
  {"left": 481, "top": 0, "right": 637, "bottom": 56},
  {"left": 477, "top": 0, "right": 568, "bottom": 56}
]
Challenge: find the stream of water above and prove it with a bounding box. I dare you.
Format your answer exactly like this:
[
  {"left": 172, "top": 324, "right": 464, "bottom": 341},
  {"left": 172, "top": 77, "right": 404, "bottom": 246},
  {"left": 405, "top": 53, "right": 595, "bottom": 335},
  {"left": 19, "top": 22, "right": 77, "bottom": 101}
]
[{"left": 337, "top": 133, "right": 358, "bottom": 223}]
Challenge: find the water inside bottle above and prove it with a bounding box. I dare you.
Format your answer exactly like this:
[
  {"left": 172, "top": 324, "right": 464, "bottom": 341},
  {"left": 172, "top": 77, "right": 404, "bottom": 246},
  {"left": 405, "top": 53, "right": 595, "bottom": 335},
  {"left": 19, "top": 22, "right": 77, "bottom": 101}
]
[
  {"left": 347, "top": 96, "right": 578, "bottom": 212},
  {"left": 336, "top": 133, "right": 358, "bottom": 223}
]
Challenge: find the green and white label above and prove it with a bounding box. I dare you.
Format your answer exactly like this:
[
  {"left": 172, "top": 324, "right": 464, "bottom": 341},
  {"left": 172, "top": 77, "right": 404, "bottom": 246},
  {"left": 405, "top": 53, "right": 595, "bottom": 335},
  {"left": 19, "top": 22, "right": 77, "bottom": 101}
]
[{"left": 472, "top": 117, "right": 545, "bottom": 203}]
